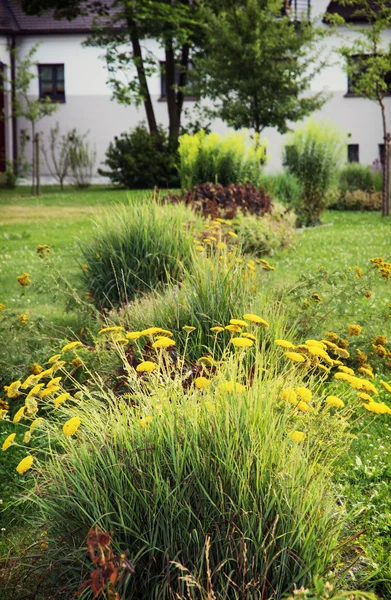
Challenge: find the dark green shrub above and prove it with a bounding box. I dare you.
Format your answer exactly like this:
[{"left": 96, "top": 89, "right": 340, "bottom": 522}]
[
  {"left": 99, "top": 124, "right": 179, "bottom": 189},
  {"left": 283, "top": 121, "right": 344, "bottom": 227},
  {"left": 259, "top": 171, "right": 303, "bottom": 206},
  {"left": 338, "top": 163, "right": 382, "bottom": 194},
  {"left": 80, "top": 201, "right": 196, "bottom": 309}
]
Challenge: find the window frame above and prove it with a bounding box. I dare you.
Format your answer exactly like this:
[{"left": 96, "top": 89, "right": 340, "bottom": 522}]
[
  {"left": 38, "top": 63, "right": 65, "bottom": 103},
  {"left": 159, "top": 61, "right": 197, "bottom": 102},
  {"left": 347, "top": 144, "right": 359, "bottom": 163}
]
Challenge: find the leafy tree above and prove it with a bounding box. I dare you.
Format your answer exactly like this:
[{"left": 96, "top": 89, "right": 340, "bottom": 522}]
[
  {"left": 327, "top": 0, "right": 391, "bottom": 216},
  {"left": 191, "top": 0, "right": 327, "bottom": 137},
  {"left": 22, "top": 0, "right": 201, "bottom": 146},
  {"left": 1, "top": 44, "right": 58, "bottom": 194}
]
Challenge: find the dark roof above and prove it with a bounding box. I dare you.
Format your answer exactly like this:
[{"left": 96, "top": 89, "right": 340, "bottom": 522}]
[
  {"left": 325, "top": 0, "right": 391, "bottom": 22},
  {"left": 0, "top": 0, "right": 115, "bottom": 34}
]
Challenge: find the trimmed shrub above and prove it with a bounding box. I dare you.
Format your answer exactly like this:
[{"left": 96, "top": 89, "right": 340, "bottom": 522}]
[
  {"left": 178, "top": 130, "right": 268, "bottom": 188},
  {"left": 331, "top": 189, "right": 382, "bottom": 211},
  {"left": 283, "top": 120, "right": 345, "bottom": 226},
  {"left": 80, "top": 201, "right": 197, "bottom": 309},
  {"left": 338, "top": 163, "right": 382, "bottom": 194},
  {"left": 258, "top": 171, "right": 303, "bottom": 206},
  {"left": 166, "top": 182, "right": 272, "bottom": 219},
  {"left": 99, "top": 124, "right": 179, "bottom": 189}
]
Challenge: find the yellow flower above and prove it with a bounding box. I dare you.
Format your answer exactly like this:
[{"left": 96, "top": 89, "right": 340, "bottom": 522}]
[
  {"left": 338, "top": 366, "right": 355, "bottom": 376},
  {"left": 31, "top": 363, "right": 43, "bottom": 375},
  {"left": 140, "top": 415, "right": 153, "bottom": 429},
  {"left": 307, "top": 346, "right": 333, "bottom": 364},
  {"left": 334, "top": 372, "right": 354, "bottom": 383},
  {"left": 152, "top": 336, "right": 175, "bottom": 349},
  {"left": 136, "top": 361, "right": 157, "bottom": 373},
  {"left": 30, "top": 417, "right": 44, "bottom": 431},
  {"left": 326, "top": 331, "right": 339, "bottom": 343},
  {"left": 195, "top": 245, "right": 205, "bottom": 252},
  {"left": 40, "top": 385, "right": 61, "bottom": 398},
  {"left": 81, "top": 263, "right": 89, "bottom": 270},
  {"left": 0, "top": 399, "right": 9, "bottom": 411},
  {"left": 23, "top": 430, "right": 31, "bottom": 444},
  {"left": 54, "top": 392, "right": 70, "bottom": 407},
  {"left": 50, "top": 361, "right": 65, "bottom": 374},
  {"left": 357, "top": 392, "right": 372, "bottom": 402},
  {"left": 140, "top": 327, "right": 173, "bottom": 337},
  {"left": 348, "top": 324, "right": 362, "bottom": 336},
  {"left": 285, "top": 351, "right": 306, "bottom": 363},
  {"left": 61, "top": 341, "right": 82, "bottom": 353},
  {"left": 17, "top": 272, "right": 31, "bottom": 286},
  {"left": 98, "top": 326, "right": 124, "bottom": 335},
  {"left": 16, "top": 455, "right": 34, "bottom": 474},
  {"left": 36, "top": 244, "right": 50, "bottom": 257},
  {"left": 47, "top": 354, "right": 62, "bottom": 365},
  {"left": 333, "top": 347, "right": 350, "bottom": 359},
  {"left": 305, "top": 340, "right": 327, "bottom": 350},
  {"left": 289, "top": 431, "right": 306, "bottom": 443},
  {"left": 26, "top": 384, "right": 44, "bottom": 399},
  {"left": 228, "top": 231, "right": 238, "bottom": 238},
  {"left": 242, "top": 333, "right": 256, "bottom": 341},
  {"left": 0, "top": 303, "right": 5, "bottom": 311},
  {"left": 230, "top": 337, "right": 254, "bottom": 348},
  {"left": 19, "top": 314, "right": 28, "bottom": 325},
  {"left": 317, "top": 364, "right": 330, "bottom": 373},
  {"left": 0, "top": 409, "right": 8, "bottom": 420},
  {"left": 380, "top": 380, "right": 391, "bottom": 394},
  {"left": 326, "top": 396, "right": 344, "bottom": 408},
  {"left": 25, "top": 397, "right": 38, "bottom": 416},
  {"left": 5, "top": 380, "right": 22, "bottom": 398},
  {"left": 312, "top": 293, "right": 322, "bottom": 303},
  {"left": 282, "top": 388, "right": 297, "bottom": 403},
  {"left": 296, "top": 401, "right": 311, "bottom": 413},
  {"left": 243, "top": 314, "right": 269, "bottom": 327},
  {"left": 358, "top": 367, "right": 374, "bottom": 378},
  {"left": 363, "top": 402, "right": 391, "bottom": 415},
  {"left": 2, "top": 433, "right": 16, "bottom": 451},
  {"left": 295, "top": 387, "right": 312, "bottom": 402},
  {"left": 225, "top": 324, "right": 242, "bottom": 333},
  {"left": 13, "top": 406, "right": 25, "bottom": 423},
  {"left": 219, "top": 381, "right": 246, "bottom": 393},
  {"left": 216, "top": 241, "right": 226, "bottom": 249},
  {"left": 183, "top": 326, "right": 196, "bottom": 333},
  {"left": 275, "top": 339, "right": 295, "bottom": 349},
  {"left": 195, "top": 377, "right": 210, "bottom": 389},
  {"left": 230, "top": 319, "right": 248, "bottom": 327},
  {"left": 210, "top": 326, "right": 224, "bottom": 333},
  {"left": 63, "top": 416, "right": 81, "bottom": 436},
  {"left": 125, "top": 331, "right": 142, "bottom": 340},
  {"left": 72, "top": 357, "right": 83, "bottom": 368}
]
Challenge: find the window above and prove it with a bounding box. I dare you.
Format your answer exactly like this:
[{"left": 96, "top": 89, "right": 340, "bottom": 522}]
[
  {"left": 38, "top": 64, "right": 65, "bottom": 102},
  {"left": 160, "top": 61, "right": 195, "bottom": 100},
  {"left": 347, "top": 144, "right": 359, "bottom": 163},
  {"left": 379, "top": 143, "right": 385, "bottom": 166},
  {"left": 347, "top": 55, "right": 391, "bottom": 95}
]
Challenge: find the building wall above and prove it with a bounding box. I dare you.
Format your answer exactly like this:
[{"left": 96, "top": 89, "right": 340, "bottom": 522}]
[{"left": 9, "top": 15, "right": 391, "bottom": 176}]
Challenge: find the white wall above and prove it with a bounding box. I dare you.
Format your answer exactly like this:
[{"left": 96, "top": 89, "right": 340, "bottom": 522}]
[{"left": 9, "top": 13, "right": 391, "bottom": 176}]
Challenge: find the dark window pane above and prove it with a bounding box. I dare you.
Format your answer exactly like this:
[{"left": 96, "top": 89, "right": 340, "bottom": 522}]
[
  {"left": 39, "top": 64, "right": 65, "bottom": 102},
  {"left": 348, "top": 144, "right": 359, "bottom": 163}
]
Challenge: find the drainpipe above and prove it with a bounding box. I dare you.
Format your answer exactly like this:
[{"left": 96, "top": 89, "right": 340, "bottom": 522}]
[{"left": 10, "top": 34, "right": 17, "bottom": 170}]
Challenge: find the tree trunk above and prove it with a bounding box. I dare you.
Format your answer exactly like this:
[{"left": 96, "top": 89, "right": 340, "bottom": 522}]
[
  {"left": 165, "top": 41, "right": 190, "bottom": 148},
  {"left": 31, "top": 122, "right": 35, "bottom": 196},
  {"left": 125, "top": 13, "right": 157, "bottom": 136},
  {"left": 379, "top": 97, "right": 390, "bottom": 216}
]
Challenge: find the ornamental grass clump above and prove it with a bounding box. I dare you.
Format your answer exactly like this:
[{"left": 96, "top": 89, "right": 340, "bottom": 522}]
[
  {"left": 19, "top": 345, "right": 352, "bottom": 600},
  {"left": 80, "top": 200, "right": 198, "bottom": 309}
]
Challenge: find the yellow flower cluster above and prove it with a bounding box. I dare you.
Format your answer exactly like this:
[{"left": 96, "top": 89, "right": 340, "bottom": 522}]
[
  {"left": 17, "top": 272, "right": 31, "bottom": 287},
  {"left": 370, "top": 257, "right": 391, "bottom": 281}
]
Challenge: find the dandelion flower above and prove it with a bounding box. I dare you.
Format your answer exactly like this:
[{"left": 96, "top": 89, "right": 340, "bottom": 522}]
[
  {"left": 16, "top": 455, "right": 33, "bottom": 474},
  {"left": 152, "top": 336, "right": 175, "bottom": 349},
  {"left": 210, "top": 326, "right": 224, "bottom": 333},
  {"left": 63, "top": 416, "right": 81, "bottom": 437},
  {"left": 295, "top": 387, "right": 312, "bottom": 402},
  {"left": 2, "top": 433, "right": 16, "bottom": 451},
  {"left": 285, "top": 351, "right": 306, "bottom": 363},
  {"left": 231, "top": 337, "right": 254, "bottom": 348},
  {"left": 230, "top": 319, "right": 248, "bottom": 327},
  {"left": 243, "top": 314, "right": 269, "bottom": 327},
  {"left": 289, "top": 431, "right": 306, "bottom": 443},
  {"left": 326, "top": 396, "right": 345, "bottom": 408},
  {"left": 195, "top": 377, "right": 210, "bottom": 389},
  {"left": 61, "top": 341, "right": 82, "bottom": 353},
  {"left": 275, "top": 339, "right": 295, "bottom": 349},
  {"left": 136, "top": 361, "right": 157, "bottom": 373}
]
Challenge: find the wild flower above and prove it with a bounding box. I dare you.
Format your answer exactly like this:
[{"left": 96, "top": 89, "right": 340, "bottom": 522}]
[
  {"left": 152, "top": 337, "right": 175, "bottom": 349},
  {"left": 348, "top": 324, "right": 362, "bottom": 336},
  {"left": 230, "top": 337, "right": 254, "bottom": 348},
  {"left": 61, "top": 341, "right": 82, "bottom": 353},
  {"left": 326, "top": 396, "right": 345, "bottom": 409},
  {"left": 16, "top": 455, "right": 34, "bottom": 474},
  {"left": 136, "top": 361, "right": 158, "bottom": 373},
  {"left": 285, "top": 351, "right": 306, "bottom": 363},
  {"left": 194, "top": 377, "right": 210, "bottom": 389},
  {"left": 17, "top": 272, "right": 31, "bottom": 286},
  {"left": 63, "top": 417, "right": 81, "bottom": 437},
  {"left": 289, "top": 431, "right": 306, "bottom": 443},
  {"left": 243, "top": 313, "right": 269, "bottom": 327},
  {"left": 2, "top": 433, "right": 16, "bottom": 452},
  {"left": 54, "top": 393, "right": 70, "bottom": 407}
]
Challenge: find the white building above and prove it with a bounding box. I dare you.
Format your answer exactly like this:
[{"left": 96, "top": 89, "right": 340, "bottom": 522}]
[{"left": 0, "top": 0, "right": 389, "bottom": 176}]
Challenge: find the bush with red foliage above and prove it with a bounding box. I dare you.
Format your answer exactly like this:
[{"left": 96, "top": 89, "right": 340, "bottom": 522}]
[{"left": 165, "top": 182, "right": 272, "bottom": 219}]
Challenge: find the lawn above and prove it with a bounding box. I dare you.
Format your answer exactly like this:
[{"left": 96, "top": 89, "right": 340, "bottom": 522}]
[{"left": 1, "top": 186, "right": 391, "bottom": 599}]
